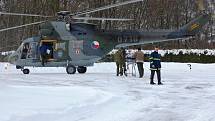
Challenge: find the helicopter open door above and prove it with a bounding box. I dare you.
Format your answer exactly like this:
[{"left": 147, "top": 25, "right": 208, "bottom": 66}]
[
  {"left": 40, "top": 40, "right": 57, "bottom": 61},
  {"left": 40, "top": 39, "right": 68, "bottom": 61}
]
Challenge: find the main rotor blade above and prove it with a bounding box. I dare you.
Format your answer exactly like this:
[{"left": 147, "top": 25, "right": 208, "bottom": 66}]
[
  {"left": 73, "top": 17, "right": 133, "bottom": 21},
  {"left": 0, "top": 12, "right": 52, "bottom": 17},
  {"left": 71, "top": 0, "right": 143, "bottom": 16},
  {"left": 0, "top": 21, "right": 46, "bottom": 32},
  {"left": 114, "top": 23, "right": 136, "bottom": 29}
]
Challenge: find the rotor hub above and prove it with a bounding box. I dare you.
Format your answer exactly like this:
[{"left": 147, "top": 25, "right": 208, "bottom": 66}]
[
  {"left": 57, "top": 11, "right": 71, "bottom": 22},
  {"left": 57, "top": 11, "right": 70, "bottom": 16}
]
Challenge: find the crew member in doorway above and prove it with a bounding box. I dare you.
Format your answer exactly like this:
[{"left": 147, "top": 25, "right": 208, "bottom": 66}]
[
  {"left": 39, "top": 44, "right": 49, "bottom": 66},
  {"left": 134, "top": 48, "right": 144, "bottom": 78},
  {"left": 150, "top": 46, "right": 163, "bottom": 85},
  {"left": 114, "top": 48, "right": 124, "bottom": 76}
]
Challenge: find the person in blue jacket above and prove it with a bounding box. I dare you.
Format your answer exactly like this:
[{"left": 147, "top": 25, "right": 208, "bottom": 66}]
[
  {"left": 149, "top": 46, "right": 163, "bottom": 85},
  {"left": 39, "top": 44, "right": 49, "bottom": 66}
]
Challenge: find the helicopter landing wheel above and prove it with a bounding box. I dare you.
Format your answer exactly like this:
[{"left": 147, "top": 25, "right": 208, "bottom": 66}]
[
  {"left": 22, "top": 69, "right": 30, "bottom": 74},
  {"left": 66, "top": 65, "right": 76, "bottom": 74},
  {"left": 77, "top": 66, "right": 87, "bottom": 74}
]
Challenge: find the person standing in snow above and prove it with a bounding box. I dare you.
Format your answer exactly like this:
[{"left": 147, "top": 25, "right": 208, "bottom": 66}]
[
  {"left": 134, "top": 48, "right": 144, "bottom": 78},
  {"left": 149, "top": 46, "right": 163, "bottom": 85},
  {"left": 122, "top": 48, "right": 127, "bottom": 76},
  {"left": 114, "top": 48, "right": 124, "bottom": 76}
]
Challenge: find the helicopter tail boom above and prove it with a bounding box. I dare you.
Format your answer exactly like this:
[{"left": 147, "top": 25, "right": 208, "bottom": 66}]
[{"left": 104, "top": 13, "right": 211, "bottom": 48}]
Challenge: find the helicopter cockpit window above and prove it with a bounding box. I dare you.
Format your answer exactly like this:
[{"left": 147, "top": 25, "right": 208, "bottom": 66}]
[
  {"left": 21, "top": 43, "right": 30, "bottom": 59},
  {"left": 28, "top": 43, "right": 37, "bottom": 59}
]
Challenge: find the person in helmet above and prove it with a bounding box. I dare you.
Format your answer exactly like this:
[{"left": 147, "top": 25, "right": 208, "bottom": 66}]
[{"left": 149, "top": 46, "right": 163, "bottom": 85}]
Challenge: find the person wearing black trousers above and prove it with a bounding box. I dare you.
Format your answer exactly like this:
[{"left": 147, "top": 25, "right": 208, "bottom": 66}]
[{"left": 150, "top": 47, "right": 163, "bottom": 85}]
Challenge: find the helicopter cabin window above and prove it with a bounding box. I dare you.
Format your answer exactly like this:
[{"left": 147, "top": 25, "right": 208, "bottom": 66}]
[
  {"left": 56, "top": 42, "right": 66, "bottom": 50},
  {"left": 40, "top": 40, "right": 57, "bottom": 60},
  {"left": 54, "top": 42, "right": 66, "bottom": 59},
  {"left": 21, "top": 43, "right": 30, "bottom": 59}
]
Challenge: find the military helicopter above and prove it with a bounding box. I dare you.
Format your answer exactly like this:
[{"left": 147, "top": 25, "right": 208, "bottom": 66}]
[{"left": 0, "top": 0, "right": 213, "bottom": 74}]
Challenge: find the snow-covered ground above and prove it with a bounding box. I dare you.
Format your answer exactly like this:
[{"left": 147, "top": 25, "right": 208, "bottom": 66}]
[{"left": 1, "top": 62, "right": 215, "bottom": 121}]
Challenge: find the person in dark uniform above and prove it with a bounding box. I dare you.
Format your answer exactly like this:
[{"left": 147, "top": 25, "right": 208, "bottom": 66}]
[
  {"left": 39, "top": 44, "right": 49, "bottom": 66},
  {"left": 150, "top": 46, "right": 163, "bottom": 85}
]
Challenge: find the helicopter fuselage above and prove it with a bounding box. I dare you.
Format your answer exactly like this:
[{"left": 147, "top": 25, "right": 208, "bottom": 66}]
[
  {"left": 8, "top": 22, "right": 172, "bottom": 68},
  {"left": 8, "top": 13, "right": 210, "bottom": 72}
]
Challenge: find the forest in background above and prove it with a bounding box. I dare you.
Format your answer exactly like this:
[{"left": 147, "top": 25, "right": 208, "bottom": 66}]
[{"left": 0, "top": 0, "right": 214, "bottom": 52}]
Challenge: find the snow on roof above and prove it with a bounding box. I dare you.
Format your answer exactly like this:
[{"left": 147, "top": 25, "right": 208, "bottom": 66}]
[{"left": 111, "top": 49, "right": 215, "bottom": 56}]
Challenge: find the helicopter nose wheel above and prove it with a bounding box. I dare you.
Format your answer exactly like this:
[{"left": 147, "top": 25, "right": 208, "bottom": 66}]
[
  {"left": 66, "top": 65, "right": 76, "bottom": 74},
  {"left": 77, "top": 66, "right": 87, "bottom": 74},
  {"left": 22, "top": 68, "right": 30, "bottom": 74}
]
